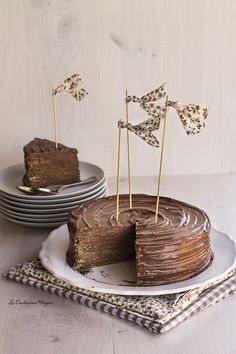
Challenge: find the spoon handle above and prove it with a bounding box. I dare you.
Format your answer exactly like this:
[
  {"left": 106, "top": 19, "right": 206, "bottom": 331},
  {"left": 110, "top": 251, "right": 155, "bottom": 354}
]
[
  {"left": 36, "top": 188, "right": 57, "bottom": 195},
  {"left": 57, "top": 176, "right": 97, "bottom": 192}
]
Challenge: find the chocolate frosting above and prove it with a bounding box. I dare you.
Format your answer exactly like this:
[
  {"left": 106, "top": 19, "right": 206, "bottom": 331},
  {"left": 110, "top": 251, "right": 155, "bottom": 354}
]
[
  {"left": 24, "top": 138, "right": 78, "bottom": 154},
  {"left": 68, "top": 194, "right": 213, "bottom": 285}
]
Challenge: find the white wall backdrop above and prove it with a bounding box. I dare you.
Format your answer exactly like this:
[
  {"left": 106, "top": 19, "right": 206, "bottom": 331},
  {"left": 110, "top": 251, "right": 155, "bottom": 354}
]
[{"left": 0, "top": 0, "right": 236, "bottom": 177}]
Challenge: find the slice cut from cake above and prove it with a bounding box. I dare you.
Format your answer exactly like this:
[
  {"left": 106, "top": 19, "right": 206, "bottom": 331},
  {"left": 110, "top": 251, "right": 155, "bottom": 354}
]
[
  {"left": 67, "top": 194, "right": 213, "bottom": 286},
  {"left": 23, "top": 138, "right": 80, "bottom": 188}
]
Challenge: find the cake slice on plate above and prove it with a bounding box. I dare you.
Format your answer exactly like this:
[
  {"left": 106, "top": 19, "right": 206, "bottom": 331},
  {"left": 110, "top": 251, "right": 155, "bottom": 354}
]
[{"left": 23, "top": 138, "right": 80, "bottom": 188}]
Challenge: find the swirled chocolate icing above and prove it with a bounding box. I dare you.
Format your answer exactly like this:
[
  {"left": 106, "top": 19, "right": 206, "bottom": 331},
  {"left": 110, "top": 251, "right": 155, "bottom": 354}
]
[{"left": 67, "top": 194, "right": 213, "bottom": 286}]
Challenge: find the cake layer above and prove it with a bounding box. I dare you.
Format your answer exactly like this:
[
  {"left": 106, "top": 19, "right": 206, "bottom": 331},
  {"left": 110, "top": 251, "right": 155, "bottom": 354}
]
[
  {"left": 67, "top": 194, "right": 213, "bottom": 286},
  {"left": 23, "top": 138, "right": 80, "bottom": 188},
  {"left": 67, "top": 225, "right": 135, "bottom": 273}
]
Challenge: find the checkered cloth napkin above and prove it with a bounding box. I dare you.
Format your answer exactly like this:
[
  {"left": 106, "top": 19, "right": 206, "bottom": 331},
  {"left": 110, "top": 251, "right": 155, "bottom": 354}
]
[{"left": 4, "top": 259, "right": 236, "bottom": 334}]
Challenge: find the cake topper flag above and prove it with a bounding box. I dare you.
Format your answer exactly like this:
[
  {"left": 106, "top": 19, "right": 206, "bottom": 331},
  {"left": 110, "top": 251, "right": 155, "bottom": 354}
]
[
  {"left": 53, "top": 73, "right": 88, "bottom": 101},
  {"left": 116, "top": 84, "right": 208, "bottom": 222},
  {"left": 52, "top": 74, "right": 88, "bottom": 149},
  {"left": 118, "top": 84, "right": 208, "bottom": 148},
  {"left": 126, "top": 83, "right": 167, "bottom": 115},
  {"left": 118, "top": 112, "right": 164, "bottom": 147},
  {"left": 167, "top": 100, "right": 208, "bottom": 135}
]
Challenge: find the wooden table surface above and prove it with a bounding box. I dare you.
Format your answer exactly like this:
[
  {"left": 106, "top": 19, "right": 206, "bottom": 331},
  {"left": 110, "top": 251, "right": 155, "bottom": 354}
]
[{"left": 0, "top": 175, "right": 236, "bottom": 354}]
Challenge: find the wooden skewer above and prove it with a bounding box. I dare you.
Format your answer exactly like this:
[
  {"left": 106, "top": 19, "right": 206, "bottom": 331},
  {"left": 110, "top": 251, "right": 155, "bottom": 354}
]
[
  {"left": 116, "top": 124, "right": 122, "bottom": 221},
  {"left": 155, "top": 95, "right": 169, "bottom": 223},
  {"left": 52, "top": 85, "right": 58, "bottom": 149},
  {"left": 125, "top": 90, "right": 132, "bottom": 209}
]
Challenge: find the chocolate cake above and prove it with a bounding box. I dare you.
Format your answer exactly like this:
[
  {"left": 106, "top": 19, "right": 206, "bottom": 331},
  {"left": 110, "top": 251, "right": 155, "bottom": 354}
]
[
  {"left": 67, "top": 194, "right": 213, "bottom": 286},
  {"left": 23, "top": 138, "right": 80, "bottom": 188}
]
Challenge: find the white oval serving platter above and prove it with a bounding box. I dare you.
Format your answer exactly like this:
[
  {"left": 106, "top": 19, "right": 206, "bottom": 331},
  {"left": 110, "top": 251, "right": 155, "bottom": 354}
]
[{"left": 39, "top": 224, "right": 236, "bottom": 295}]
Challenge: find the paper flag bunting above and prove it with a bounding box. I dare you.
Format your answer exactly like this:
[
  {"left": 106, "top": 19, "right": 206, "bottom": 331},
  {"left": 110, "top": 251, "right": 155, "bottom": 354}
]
[
  {"left": 119, "top": 85, "right": 208, "bottom": 148},
  {"left": 118, "top": 111, "right": 164, "bottom": 148},
  {"left": 126, "top": 83, "right": 167, "bottom": 120},
  {"left": 53, "top": 73, "right": 88, "bottom": 101},
  {"left": 167, "top": 100, "right": 208, "bottom": 135}
]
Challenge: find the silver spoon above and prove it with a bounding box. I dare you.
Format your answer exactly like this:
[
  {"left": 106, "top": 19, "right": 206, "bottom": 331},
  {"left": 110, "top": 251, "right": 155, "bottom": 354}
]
[{"left": 17, "top": 176, "right": 98, "bottom": 195}]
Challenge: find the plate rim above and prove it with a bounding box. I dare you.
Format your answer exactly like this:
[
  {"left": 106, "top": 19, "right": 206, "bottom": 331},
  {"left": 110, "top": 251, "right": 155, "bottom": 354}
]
[
  {"left": 0, "top": 185, "right": 107, "bottom": 213},
  {"left": 0, "top": 183, "right": 107, "bottom": 208},
  {"left": 0, "top": 209, "right": 68, "bottom": 222},
  {"left": 0, "top": 177, "right": 106, "bottom": 204},
  {"left": 0, "top": 191, "right": 108, "bottom": 226},
  {"left": 39, "top": 224, "right": 236, "bottom": 296},
  {"left": 0, "top": 204, "right": 69, "bottom": 218},
  {"left": 0, "top": 213, "right": 65, "bottom": 227}
]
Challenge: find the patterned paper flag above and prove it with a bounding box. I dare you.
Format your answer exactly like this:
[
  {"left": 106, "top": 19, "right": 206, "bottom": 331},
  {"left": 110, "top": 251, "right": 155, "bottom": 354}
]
[
  {"left": 126, "top": 83, "right": 167, "bottom": 120},
  {"left": 118, "top": 85, "right": 208, "bottom": 148},
  {"left": 167, "top": 100, "right": 208, "bottom": 135},
  {"left": 53, "top": 73, "right": 88, "bottom": 101},
  {"left": 118, "top": 110, "right": 165, "bottom": 148},
  {"left": 118, "top": 84, "right": 166, "bottom": 147}
]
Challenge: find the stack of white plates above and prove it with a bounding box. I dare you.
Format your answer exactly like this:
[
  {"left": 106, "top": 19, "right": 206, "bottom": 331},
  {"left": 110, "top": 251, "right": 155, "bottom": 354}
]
[{"left": 0, "top": 162, "right": 107, "bottom": 227}]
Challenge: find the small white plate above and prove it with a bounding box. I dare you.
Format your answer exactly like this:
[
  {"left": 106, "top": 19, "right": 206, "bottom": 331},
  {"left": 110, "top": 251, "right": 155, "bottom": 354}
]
[
  {"left": 0, "top": 214, "right": 66, "bottom": 228},
  {"left": 1, "top": 191, "right": 108, "bottom": 227},
  {"left": 0, "top": 183, "right": 107, "bottom": 209},
  {"left": 0, "top": 209, "right": 68, "bottom": 222},
  {"left": 0, "top": 205, "right": 68, "bottom": 219},
  {"left": 0, "top": 185, "right": 107, "bottom": 214},
  {"left": 39, "top": 224, "right": 236, "bottom": 295},
  {"left": 0, "top": 162, "right": 104, "bottom": 200},
  {"left": 0, "top": 177, "right": 106, "bottom": 204}
]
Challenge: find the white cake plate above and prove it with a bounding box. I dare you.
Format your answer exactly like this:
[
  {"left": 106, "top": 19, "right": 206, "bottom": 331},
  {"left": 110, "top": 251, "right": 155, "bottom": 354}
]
[
  {"left": 0, "top": 162, "right": 104, "bottom": 200},
  {"left": 39, "top": 224, "right": 236, "bottom": 295}
]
